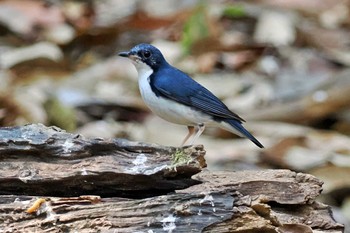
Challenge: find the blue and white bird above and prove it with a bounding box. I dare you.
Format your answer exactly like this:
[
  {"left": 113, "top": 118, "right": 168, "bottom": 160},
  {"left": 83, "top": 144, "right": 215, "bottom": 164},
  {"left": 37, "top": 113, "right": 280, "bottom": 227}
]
[{"left": 118, "top": 43, "right": 263, "bottom": 148}]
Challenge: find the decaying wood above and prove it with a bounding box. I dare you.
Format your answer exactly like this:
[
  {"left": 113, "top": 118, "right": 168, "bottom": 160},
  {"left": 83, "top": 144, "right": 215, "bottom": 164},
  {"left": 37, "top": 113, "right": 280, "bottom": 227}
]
[
  {"left": 0, "top": 124, "right": 205, "bottom": 197},
  {"left": 0, "top": 170, "right": 343, "bottom": 232},
  {"left": 0, "top": 124, "right": 344, "bottom": 232}
]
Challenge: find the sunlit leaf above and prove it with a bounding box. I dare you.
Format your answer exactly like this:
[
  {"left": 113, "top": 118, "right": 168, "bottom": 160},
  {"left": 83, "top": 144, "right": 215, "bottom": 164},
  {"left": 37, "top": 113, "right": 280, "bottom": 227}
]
[
  {"left": 181, "top": 2, "right": 209, "bottom": 54},
  {"left": 222, "top": 5, "right": 246, "bottom": 18}
]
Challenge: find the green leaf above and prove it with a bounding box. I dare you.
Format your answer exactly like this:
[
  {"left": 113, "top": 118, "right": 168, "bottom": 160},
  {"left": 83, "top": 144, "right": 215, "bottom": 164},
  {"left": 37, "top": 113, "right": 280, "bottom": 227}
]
[
  {"left": 44, "top": 97, "right": 77, "bottom": 132},
  {"left": 181, "top": 3, "right": 209, "bottom": 54},
  {"left": 222, "top": 5, "right": 246, "bottom": 18}
]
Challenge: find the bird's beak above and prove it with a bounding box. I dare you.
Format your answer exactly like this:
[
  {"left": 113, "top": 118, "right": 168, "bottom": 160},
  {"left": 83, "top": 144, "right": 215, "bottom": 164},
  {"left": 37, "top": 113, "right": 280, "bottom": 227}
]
[
  {"left": 118, "top": 51, "right": 140, "bottom": 62},
  {"left": 118, "top": 51, "right": 130, "bottom": 57}
]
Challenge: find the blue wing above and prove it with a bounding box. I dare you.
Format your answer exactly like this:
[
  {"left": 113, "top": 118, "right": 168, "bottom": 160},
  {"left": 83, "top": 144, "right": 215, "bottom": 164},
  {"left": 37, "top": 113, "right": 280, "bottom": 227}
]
[{"left": 150, "top": 65, "right": 245, "bottom": 122}]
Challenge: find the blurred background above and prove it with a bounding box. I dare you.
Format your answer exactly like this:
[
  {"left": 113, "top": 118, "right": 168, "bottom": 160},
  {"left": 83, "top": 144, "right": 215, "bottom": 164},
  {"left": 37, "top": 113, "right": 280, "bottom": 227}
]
[{"left": 0, "top": 0, "right": 350, "bottom": 229}]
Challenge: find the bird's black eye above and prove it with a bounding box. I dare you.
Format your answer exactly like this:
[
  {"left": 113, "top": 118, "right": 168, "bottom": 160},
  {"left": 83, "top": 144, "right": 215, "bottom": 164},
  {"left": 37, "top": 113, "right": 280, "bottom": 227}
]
[{"left": 143, "top": 50, "right": 151, "bottom": 58}]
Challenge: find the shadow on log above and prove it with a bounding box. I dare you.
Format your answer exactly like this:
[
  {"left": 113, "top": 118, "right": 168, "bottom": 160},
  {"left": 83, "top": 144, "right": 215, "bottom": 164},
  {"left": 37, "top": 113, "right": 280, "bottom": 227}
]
[{"left": 0, "top": 124, "right": 344, "bottom": 232}]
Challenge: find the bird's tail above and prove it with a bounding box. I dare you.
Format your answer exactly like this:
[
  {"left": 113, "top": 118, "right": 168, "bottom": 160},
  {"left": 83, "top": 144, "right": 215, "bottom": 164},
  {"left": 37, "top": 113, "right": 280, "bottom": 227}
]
[{"left": 223, "top": 119, "right": 264, "bottom": 148}]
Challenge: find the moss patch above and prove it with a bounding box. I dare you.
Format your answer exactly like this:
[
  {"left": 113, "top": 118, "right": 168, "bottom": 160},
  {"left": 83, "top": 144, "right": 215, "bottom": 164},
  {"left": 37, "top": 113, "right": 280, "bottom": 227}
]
[{"left": 171, "top": 149, "right": 191, "bottom": 166}]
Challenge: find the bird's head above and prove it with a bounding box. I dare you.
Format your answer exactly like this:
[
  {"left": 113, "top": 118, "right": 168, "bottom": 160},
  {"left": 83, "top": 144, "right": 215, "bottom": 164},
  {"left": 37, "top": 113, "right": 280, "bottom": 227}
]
[{"left": 118, "top": 43, "right": 166, "bottom": 72}]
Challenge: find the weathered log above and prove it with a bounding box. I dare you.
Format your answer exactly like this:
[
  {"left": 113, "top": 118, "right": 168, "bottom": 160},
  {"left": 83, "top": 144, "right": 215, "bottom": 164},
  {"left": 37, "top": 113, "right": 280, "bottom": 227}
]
[
  {"left": 0, "top": 124, "right": 344, "bottom": 232},
  {"left": 0, "top": 170, "right": 343, "bottom": 232},
  {"left": 0, "top": 124, "right": 205, "bottom": 197}
]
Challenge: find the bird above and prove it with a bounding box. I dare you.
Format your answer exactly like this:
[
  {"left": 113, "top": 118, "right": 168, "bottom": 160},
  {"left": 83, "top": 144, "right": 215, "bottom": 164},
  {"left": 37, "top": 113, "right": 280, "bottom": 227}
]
[{"left": 118, "top": 43, "right": 264, "bottom": 148}]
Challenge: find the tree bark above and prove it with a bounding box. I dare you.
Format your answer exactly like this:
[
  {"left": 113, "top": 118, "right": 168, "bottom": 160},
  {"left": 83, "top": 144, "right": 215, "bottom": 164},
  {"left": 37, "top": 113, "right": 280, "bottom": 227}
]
[{"left": 0, "top": 124, "right": 344, "bottom": 232}]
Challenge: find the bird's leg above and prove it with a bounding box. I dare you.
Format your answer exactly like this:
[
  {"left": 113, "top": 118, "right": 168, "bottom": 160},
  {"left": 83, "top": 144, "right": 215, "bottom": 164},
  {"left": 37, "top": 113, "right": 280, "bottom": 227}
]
[
  {"left": 189, "top": 124, "right": 205, "bottom": 145},
  {"left": 181, "top": 126, "right": 196, "bottom": 146}
]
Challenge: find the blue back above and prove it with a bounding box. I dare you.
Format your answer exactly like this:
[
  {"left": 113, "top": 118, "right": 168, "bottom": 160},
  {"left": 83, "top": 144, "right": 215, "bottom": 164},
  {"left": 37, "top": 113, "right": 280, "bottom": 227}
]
[{"left": 150, "top": 64, "right": 244, "bottom": 122}]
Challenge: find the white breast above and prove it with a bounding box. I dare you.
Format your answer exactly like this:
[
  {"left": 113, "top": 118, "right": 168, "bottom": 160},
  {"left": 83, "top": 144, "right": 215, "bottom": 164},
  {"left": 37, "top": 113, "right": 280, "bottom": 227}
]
[{"left": 134, "top": 61, "right": 212, "bottom": 126}]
